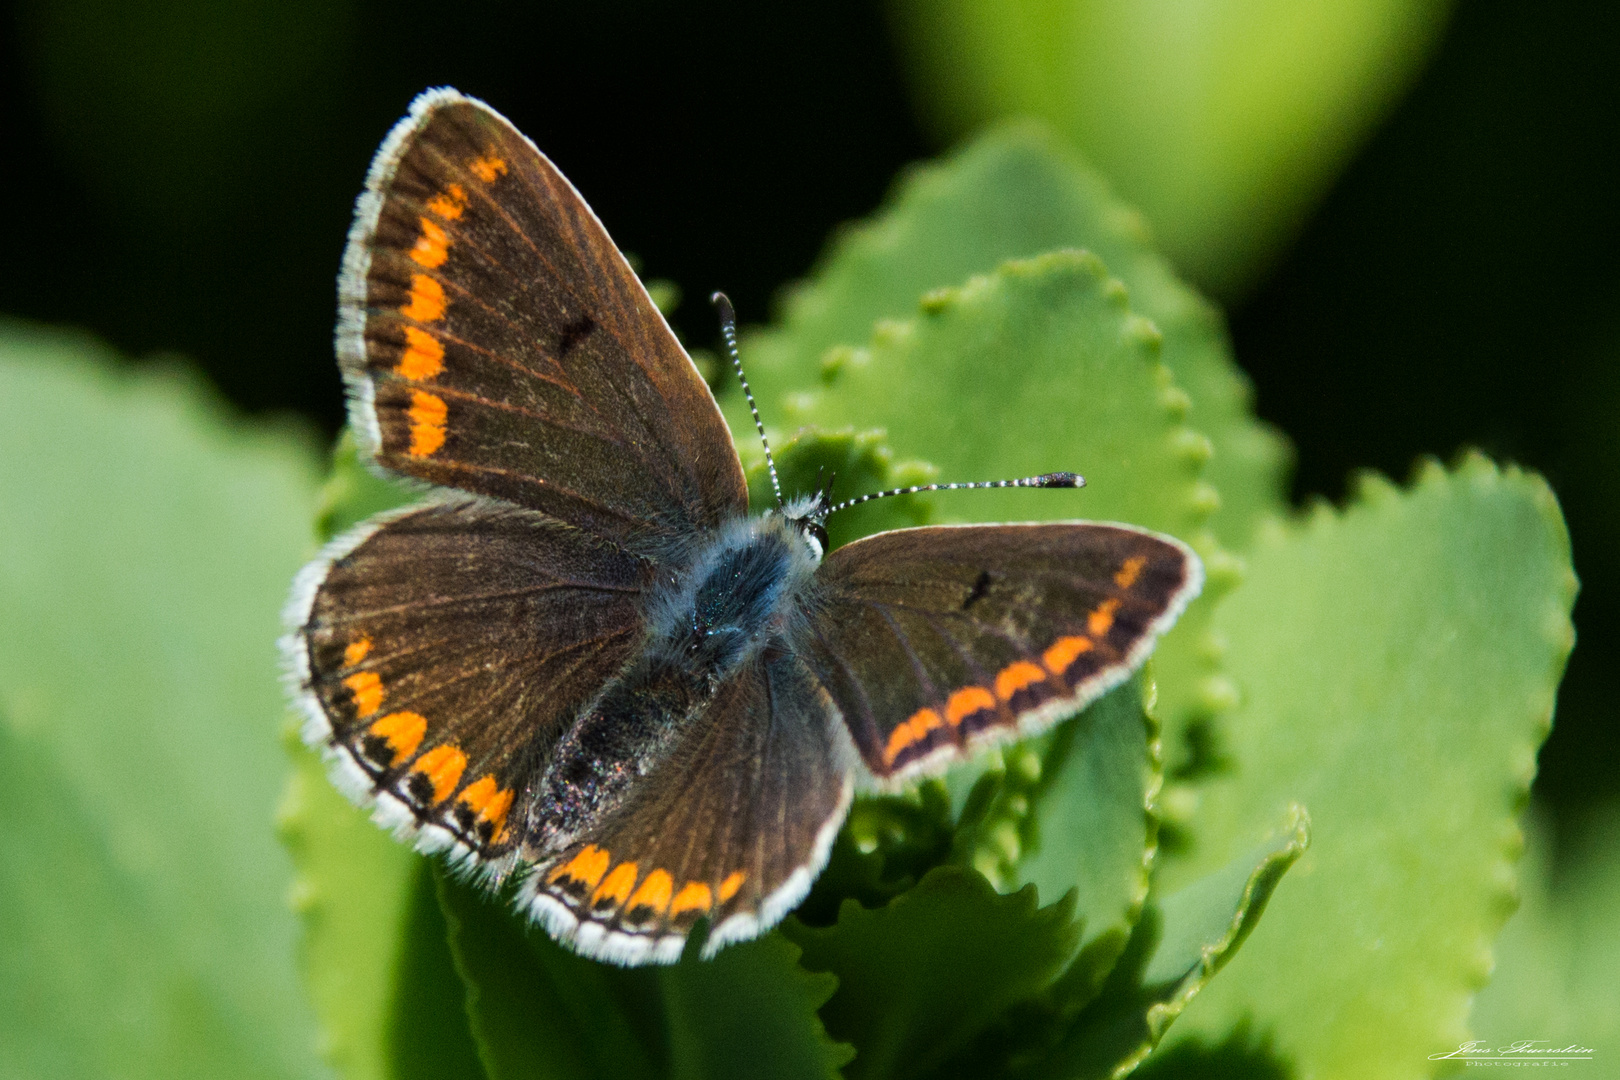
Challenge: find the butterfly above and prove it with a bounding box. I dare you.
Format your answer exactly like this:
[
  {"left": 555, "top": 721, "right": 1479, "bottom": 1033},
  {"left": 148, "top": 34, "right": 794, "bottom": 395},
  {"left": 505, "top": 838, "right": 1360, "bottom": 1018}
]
[{"left": 285, "top": 88, "right": 1203, "bottom": 966}]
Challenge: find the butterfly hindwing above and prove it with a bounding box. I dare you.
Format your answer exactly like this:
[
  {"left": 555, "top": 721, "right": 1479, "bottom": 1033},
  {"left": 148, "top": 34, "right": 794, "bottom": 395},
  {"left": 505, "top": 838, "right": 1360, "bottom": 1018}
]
[
  {"left": 520, "top": 652, "right": 855, "bottom": 965},
  {"left": 339, "top": 88, "right": 747, "bottom": 542},
  {"left": 803, "top": 522, "right": 1202, "bottom": 780},
  {"left": 289, "top": 499, "right": 652, "bottom": 865}
]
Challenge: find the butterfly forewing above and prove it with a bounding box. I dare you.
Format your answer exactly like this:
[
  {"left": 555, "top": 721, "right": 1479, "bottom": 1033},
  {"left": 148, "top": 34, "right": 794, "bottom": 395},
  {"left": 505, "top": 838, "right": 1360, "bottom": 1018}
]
[
  {"left": 340, "top": 89, "right": 747, "bottom": 543},
  {"left": 292, "top": 500, "right": 651, "bottom": 862},
  {"left": 803, "top": 523, "right": 1202, "bottom": 780}
]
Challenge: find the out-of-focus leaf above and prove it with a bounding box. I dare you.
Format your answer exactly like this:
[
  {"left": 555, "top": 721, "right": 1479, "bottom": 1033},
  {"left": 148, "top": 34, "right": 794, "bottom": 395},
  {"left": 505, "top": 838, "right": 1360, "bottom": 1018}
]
[
  {"left": 0, "top": 322, "right": 326, "bottom": 1079},
  {"left": 886, "top": 0, "right": 1453, "bottom": 297},
  {"left": 1470, "top": 801, "right": 1620, "bottom": 1058}
]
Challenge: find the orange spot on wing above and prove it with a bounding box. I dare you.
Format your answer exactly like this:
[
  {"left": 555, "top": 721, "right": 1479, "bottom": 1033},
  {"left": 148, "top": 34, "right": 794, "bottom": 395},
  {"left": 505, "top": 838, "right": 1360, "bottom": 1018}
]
[
  {"left": 718, "top": 871, "right": 746, "bottom": 903},
  {"left": 995, "top": 662, "right": 1048, "bottom": 702},
  {"left": 627, "top": 869, "right": 674, "bottom": 916},
  {"left": 343, "top": 637, "right": 372, "bottom": 667},
  {"left": 426, "top": 183, "right": 466, "bottom": 220},
  {"left": 592, "top": 862, "right": 639, "bottom": 908},
  {"left": 368, "top": 711, "right": 425, "bottom": 764},
  {"left": 945, "top": 686, "right": 997, "bottom": 726},
  {"left": 407, "top": 390, "right": 447, "bottom": 457},
  {"left": 469, "top": 153, "right": 508, "bottom": 183},
  {"left": 411, "top": 744, "right": 466, "bottom": 803},
  {"left": 1114, "top": 555, "right": 1148, "bottom": 589},
  {"left": 882, "top": 707, "right": 944, "bottom": 765},
  {"left": 457, "top": 774, "right": 506, "bottom": 821},
  {"left": 409, "top": 217, "right": 450, "bottom": 268},
  {"left": 669, "top": 881, "right": 713, "bottom": 917},
  {"left": 550, "top": 844, "right": 611, "bottom": 890},
  {"left": 397, "top": 326, "right": 444, "bottom": 380},
  {"left": 1088, "top": 598, "right": 1121, "bottom": 639},
  {"left": 1043, "top": 635, "right": 1094, "bottom": 677},
  {"left": 400, "top": 274, "right": 445, "bottom": 322},
  {"left": 343, "top": 671, "right": 383, "bottom": 717}
]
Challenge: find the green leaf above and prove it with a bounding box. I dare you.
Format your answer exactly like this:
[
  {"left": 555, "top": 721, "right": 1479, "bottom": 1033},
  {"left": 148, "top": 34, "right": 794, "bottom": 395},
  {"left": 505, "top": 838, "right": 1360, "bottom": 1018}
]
[
  {"left": 1469, "top": 801, "right": 1620, "bottom": 1057},
  {"left": 784, "top": 867, "right": 1079, "bottom": 1080},
  {"left": 439, "top": 874, "right": 851, "bottom": 1080},
  {"left": 282, "top": 437, "right": 467, "bottom": 1080},
  {"left": 782, "top": 250, "right": 1235, "bottom": 773},
  {"left": 1157, "top": 455, "right": 1577, "bottom": 1077},
  {"left": 1049, "top": 811, "right": 1308, "bottom": 1080},
  {"left": 951, "top": 678, "right": 1160, "bottom": 1014},
  {"left": 885, "top": 0, "right": 1453, "bottom": 296},
  {"left": 732, "top": 122, "right": 1287, "bottom": 551},
  {"left": 0, "top": 322, "right": 326, "bottom": 1079},
  {"left": 744, "top": 427, "right": 935, "bottom": 548},
  {"left": 280, "top": 739, "right": 425, "bottom": 1080}
]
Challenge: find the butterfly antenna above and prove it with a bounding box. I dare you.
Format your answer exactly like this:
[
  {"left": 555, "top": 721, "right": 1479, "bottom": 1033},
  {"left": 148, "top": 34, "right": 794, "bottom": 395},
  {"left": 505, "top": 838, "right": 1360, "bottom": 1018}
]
[
  {"left": 821, "top": 472, "right": 1084, "bottom": 518},
  {"left": 712, "top": 291, "right": 782, "bottom": 509}
]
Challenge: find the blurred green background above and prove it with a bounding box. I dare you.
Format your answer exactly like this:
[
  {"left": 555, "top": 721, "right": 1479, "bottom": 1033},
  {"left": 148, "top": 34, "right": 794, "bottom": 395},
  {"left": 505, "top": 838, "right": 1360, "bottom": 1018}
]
[{"left": 3, "top": 0, "right": 1614, "bottom": 850}]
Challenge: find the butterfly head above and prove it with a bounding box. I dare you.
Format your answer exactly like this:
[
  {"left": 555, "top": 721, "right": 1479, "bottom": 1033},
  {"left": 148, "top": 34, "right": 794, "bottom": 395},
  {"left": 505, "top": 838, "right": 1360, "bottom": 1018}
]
[{"left": 776, "top": 489, "right": 831, "bottom": 562}]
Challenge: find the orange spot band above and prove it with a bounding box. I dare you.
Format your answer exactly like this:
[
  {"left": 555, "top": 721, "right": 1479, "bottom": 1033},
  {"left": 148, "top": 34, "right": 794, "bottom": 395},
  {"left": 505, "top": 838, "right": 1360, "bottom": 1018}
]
[
  {"left": 669, "top": 881, "right": 713, "bottom": 917},
  {"left": 551, "top": 845, "right": 609, "bottom": 889},
  {"left": 409, "top": 217, "right": 450, "bottom": 268},
  {"left": 1043, "top": 635, "right": 1094, "bottom": 677},
  {"left": 1115, "top": 555, "right": 1148, "bottom": 589},
  {"left": 343, "top": 637, "right": 372, "bottom": 667},
  {"left": 1088, "top": 598, "right": 1121, "bottom": 639},
  {"left": 551, "top": 845, "right": 610, "bottom": 891},
  {"left": 407, "top": 390, "right": 447, "bottom": 457},
  {"left": 945, "top": 686, "right": 996, "bottom": 726},
  {"left": 411, "top": 744, "right": 466, "bottom": 803},
  {"left": 397, "top": 326, "right": 444, "bottom": 380},
  {"left": 401, "top": 274, "right": 445, "bottom": 322},
  {"left": 469, "top": 153, "right": 508, "bottom": 183},
  {"left": 883, "top": 707, "right": 944, "bottom": 765},
  {"left": 627, "top": 869, "right": 674, "bottom": 916},
  {"left": 592, "top": 862, "right": 638, "bottom": 908},
  {"left": 995, "top": 662, "right": 1047, "bottom": 702},
  {"left": 368, "top": 711, "right": 425, "bottom": 764},
  {"left": 426, "top": 183, "right": 466, "bottom": 220},
  {"left": 343, "top": 671, "right": 383, "bottom": 717},
  {"left": 718, "top": 871, "right": 746, "bottom": 903}
]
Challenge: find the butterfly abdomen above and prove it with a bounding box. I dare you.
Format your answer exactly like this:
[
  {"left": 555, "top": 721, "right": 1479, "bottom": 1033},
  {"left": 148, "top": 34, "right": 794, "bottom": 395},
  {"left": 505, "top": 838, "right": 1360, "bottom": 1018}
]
[{"left": 528, "top": 513, "right": 821, "bottom": 854}]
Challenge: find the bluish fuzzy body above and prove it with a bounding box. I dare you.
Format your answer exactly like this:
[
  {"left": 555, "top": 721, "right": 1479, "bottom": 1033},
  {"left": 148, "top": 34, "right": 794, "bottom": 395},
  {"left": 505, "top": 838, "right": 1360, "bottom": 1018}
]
[{"left": 532, "top": 506, "right": 823, "bottom": 849}]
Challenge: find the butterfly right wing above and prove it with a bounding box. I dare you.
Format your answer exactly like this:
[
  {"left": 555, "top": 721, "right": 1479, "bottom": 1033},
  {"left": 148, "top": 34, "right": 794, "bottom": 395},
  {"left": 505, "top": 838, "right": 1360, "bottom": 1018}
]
[
  {"left": 519, "top": 651, "right": 856, "bottom": 965},
  {"left": 285, "top": 499, "right": 652, "bottom": 869}
]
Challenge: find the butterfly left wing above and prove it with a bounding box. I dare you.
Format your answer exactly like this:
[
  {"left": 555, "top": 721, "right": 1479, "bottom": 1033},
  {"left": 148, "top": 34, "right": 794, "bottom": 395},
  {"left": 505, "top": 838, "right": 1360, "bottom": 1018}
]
[
  {"left": 519, "top": 651, "right": 855, "bottom": 965},
  {"left": 287, "top": 499, "right": 652, "bottom": 866},
  {"left": 800, "top": 522, "right": 1202, "bottom": 781},
  {"left": 340, "top": 88, "right": 747, "bottom": 543}
]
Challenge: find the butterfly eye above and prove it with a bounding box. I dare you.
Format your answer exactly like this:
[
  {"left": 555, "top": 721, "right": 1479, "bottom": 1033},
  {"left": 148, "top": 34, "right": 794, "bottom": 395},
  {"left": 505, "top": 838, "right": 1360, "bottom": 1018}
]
[{"left": 805, "top": 521, "right": 829, "bottom": 559}]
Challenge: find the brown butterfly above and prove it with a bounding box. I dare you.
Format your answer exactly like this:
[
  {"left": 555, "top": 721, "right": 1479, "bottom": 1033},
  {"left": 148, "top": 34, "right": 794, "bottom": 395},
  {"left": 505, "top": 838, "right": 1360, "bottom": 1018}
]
[{"left": 285, "top": 88, "right": 1202, "bottom": 965}]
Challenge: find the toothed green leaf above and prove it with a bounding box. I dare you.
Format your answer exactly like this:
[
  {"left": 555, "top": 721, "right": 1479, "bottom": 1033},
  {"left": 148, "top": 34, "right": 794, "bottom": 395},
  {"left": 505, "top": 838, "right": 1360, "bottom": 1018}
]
[
  {"left": 951, "top": 678, "right": 1160, "bottom": 1015},
  {"left": 438, "top": 874, "right": 851, "bottom": 1080},
  {"left": 784, "top": 867, "right": 1080, "bottom": 1080},
  {"left": 730, "top": 122, "right": 1286, "bottom": 552},
  {"left": 0, "top": 323, "right": 326, "bottom": 1080},
  {"left": 1157, "top": 455, "right": 1577, "bottom": 1077}
]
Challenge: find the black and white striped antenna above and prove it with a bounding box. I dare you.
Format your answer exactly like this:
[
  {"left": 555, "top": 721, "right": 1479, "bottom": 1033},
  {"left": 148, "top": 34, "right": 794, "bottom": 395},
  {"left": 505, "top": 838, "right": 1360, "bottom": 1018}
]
[{"left": 711, "top": 292, "right": 782, "bottom": 510}]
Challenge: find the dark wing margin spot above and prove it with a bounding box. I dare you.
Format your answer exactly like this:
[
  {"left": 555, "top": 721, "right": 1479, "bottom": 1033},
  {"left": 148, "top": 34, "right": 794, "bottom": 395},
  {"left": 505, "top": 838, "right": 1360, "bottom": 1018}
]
[
  {"left": 962, "top": 569, "right": 992, "bottom": 610},
  {"left": 557, "top": 315, "right": 598, "bottom": 357}
]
